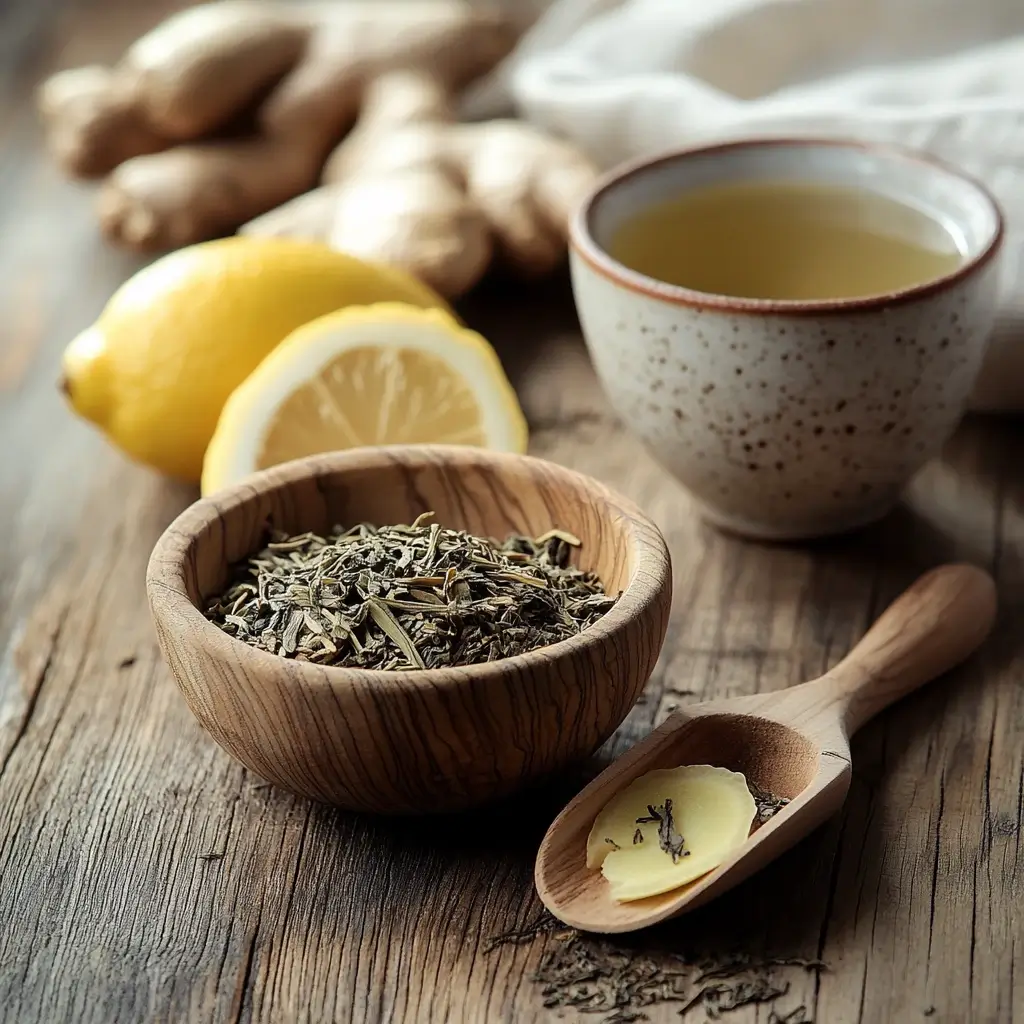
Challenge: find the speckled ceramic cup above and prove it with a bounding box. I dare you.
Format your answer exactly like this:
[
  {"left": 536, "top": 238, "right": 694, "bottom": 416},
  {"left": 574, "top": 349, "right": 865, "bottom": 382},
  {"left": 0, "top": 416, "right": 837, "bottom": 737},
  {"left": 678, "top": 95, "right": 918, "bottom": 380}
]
[{"left": 570, "top": 139, "right": 1004, "bottom": 540}]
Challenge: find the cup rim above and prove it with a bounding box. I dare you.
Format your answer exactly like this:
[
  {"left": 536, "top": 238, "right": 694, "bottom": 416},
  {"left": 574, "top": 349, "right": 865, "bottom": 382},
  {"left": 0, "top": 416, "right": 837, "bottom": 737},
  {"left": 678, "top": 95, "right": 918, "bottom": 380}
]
[{"left": 570, "top": 137, "right": 1005, "bottom": 316}]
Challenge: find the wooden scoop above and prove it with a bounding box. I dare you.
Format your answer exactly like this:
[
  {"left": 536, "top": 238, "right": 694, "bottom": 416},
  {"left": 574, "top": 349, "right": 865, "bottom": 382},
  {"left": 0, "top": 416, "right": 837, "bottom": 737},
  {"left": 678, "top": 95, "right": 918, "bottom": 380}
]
[{"left": 535, "top": 563, "right": 997, "bottom": 933}]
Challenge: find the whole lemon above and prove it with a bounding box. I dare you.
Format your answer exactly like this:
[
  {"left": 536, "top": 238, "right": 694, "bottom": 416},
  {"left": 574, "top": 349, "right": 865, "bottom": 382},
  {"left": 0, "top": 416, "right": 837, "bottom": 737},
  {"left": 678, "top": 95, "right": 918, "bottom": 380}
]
[{"left": 61, "top": 238, "right": 449, "bottom": 481}]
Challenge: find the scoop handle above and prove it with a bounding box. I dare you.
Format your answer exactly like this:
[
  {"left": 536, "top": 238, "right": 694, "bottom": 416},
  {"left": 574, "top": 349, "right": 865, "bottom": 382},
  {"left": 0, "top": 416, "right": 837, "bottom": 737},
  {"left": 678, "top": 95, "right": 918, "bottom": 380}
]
[{"left": 823, "top": 563, "right": 997, "bottom": 735}]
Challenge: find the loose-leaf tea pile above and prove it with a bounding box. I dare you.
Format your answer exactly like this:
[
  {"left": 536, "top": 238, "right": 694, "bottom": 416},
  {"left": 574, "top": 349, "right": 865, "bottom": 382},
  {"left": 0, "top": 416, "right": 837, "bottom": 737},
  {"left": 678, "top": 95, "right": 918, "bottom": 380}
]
[{"left": 206, "top": 512, "right": 618, "bottom": 670}]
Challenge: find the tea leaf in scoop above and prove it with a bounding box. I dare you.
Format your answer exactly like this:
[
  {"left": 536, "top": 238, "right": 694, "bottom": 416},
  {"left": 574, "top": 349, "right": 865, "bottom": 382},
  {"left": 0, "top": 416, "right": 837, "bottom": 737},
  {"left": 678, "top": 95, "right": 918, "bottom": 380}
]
[
  {"left": 655, "top": 798, "right": 688, "bottom": 864},
  {"left": 748, "top": 780, "right": 791, "bottom": 826}
]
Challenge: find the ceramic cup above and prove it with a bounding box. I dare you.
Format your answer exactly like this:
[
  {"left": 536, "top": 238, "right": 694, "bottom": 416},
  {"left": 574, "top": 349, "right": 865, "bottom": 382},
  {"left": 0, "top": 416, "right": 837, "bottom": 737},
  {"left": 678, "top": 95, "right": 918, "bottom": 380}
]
[{"left": 570, "top": 139, "right": 1004, "bottom": 540}]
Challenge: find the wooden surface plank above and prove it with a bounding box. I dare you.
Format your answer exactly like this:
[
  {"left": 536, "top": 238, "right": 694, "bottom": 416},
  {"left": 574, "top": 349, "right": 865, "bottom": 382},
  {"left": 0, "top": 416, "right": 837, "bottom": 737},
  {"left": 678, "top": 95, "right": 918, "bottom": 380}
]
[{"left": 2, "top": 2, "right": 1024, "bottom": 1022}]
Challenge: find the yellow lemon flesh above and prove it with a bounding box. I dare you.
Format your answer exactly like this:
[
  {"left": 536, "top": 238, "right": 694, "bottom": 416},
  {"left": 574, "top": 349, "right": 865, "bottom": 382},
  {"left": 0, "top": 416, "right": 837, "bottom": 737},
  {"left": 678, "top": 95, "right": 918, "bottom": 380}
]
[
  {"left": 201, "top": 303, "right": 528, "bottom": 496},
  {"left": 586, "top": 766, "right": 757, "bottom": 902},
  {"left": 61, "top": 238, "right": 449, "bottom": 481}
]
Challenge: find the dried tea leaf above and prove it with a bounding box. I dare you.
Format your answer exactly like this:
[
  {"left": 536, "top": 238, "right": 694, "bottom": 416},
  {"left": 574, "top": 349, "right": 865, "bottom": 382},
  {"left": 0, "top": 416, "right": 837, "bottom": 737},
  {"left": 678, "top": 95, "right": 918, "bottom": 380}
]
[
  {"left": 485, "top": 913, "right": 824, "bottom": 1024},
  {"left": 366, "top": 598, "right": 426, "bottom": 670},
  {"left": 205, "top": 513, "right": 618, "bottom": 671},
  {"left": 749, "top": 780, "right": 791, "bottom": 825}
]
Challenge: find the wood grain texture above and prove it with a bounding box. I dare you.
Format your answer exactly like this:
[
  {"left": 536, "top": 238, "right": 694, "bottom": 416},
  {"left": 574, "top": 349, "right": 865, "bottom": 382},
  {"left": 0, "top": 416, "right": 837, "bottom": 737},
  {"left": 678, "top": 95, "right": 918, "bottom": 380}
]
[
  {"left": 536, "top": 564, "right": 997, "bottom": 932},
  {"left": 147, "top": 445, "right": 671, "bottom": 813},
  {"left": 3, "top": 1, "right": 1024, "bottom": 1022}
]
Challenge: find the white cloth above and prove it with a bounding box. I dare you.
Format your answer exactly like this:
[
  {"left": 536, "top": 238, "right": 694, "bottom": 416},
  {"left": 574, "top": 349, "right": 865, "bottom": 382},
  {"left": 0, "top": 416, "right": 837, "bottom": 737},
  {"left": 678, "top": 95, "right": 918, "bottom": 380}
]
[{"left": 495, "top": 0, "right": 1024, "bottom": 411}]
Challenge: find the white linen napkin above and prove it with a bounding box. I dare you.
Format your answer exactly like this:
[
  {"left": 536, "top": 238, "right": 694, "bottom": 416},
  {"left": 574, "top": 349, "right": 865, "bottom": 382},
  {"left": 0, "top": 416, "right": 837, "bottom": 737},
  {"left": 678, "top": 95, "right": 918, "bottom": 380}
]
[{"left": 490, "top": 0, "right": 1024, "bottom": 411}]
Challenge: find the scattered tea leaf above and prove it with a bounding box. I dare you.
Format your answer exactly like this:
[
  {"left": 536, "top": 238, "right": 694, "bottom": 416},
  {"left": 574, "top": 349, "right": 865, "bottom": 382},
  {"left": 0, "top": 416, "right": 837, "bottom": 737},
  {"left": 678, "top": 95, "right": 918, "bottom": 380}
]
[
  {"left": 768, "top": 1007, "right": 811, "bottom": 1024},
  {"left": 696, "top": 955, "right": 827, "bottom": 983},
  {"left": 482, "top": 911, "right": 569, "bottom": 953},
  {"left": 681, "top": 977, "right": 789, "bottom": 1018},
  {"left": 484, "top": 914, "right": 826, "bottom": 1024}
]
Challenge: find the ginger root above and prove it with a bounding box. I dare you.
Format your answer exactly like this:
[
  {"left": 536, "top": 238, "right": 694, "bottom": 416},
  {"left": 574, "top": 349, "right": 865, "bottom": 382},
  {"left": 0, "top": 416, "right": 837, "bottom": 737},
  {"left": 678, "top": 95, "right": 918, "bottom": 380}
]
[{"left": 38, "top": 1, "right": 599, "bottom": 298}]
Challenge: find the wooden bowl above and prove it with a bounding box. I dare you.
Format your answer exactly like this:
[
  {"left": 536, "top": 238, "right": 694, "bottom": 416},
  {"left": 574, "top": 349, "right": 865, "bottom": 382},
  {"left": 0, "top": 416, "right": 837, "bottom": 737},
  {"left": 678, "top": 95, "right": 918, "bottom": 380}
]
[{"left": 146, "top": 445, "right": 672, "bottom": 814}]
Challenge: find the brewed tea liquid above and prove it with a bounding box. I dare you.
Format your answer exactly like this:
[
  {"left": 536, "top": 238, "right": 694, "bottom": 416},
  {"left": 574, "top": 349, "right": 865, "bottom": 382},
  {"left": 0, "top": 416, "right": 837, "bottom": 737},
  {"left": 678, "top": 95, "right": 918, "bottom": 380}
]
[{"left": 608, "top": 181, "right": 963, "bottom": 301}]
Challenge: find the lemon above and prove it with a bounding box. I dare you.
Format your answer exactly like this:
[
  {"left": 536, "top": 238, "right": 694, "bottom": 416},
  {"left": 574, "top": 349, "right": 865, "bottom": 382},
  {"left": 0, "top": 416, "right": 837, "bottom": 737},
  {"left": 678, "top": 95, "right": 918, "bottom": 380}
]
[
  {"left": 201, "top": 303, "right": 528, "bottom": 495},
  {"left": 61, "top": 238, "right": 449, "bottom": 481}
]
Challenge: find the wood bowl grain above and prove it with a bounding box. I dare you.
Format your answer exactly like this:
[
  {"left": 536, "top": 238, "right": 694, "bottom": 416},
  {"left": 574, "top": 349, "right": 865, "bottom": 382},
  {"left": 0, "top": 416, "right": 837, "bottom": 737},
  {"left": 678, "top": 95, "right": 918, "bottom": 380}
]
[{"left": 146, "top": 445, "right": 672, "bottom": 814}]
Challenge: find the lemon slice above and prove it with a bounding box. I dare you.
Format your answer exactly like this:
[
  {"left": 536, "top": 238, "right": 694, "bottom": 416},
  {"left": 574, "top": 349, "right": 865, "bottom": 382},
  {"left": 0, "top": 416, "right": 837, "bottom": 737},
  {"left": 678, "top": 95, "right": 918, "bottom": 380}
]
[{"left": 201, "top": 303, "right": 528, "bottom": 495}]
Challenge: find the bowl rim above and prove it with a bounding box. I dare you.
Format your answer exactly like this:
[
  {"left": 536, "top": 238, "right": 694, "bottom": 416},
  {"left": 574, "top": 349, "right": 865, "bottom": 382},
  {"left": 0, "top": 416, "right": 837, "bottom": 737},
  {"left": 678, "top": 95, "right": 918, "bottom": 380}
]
[
  {"left": 146, "top": 444, "right": 672, "bottom": 690},
  {"left": 570, "top": 136, "right": 1005, "bottom": 317}
]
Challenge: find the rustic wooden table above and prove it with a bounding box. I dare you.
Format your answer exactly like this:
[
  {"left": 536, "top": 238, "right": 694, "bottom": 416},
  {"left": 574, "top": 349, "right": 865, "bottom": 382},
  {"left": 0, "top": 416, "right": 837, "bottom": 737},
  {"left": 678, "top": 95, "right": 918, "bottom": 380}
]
[{"left": 3, "top": 3, "right": 1024, "bottom": 1023}]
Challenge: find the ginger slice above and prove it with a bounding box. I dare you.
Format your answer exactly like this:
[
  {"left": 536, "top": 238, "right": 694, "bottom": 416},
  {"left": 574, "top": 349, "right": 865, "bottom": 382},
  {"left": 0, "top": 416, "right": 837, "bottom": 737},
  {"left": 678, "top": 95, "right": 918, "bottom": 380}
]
[{"left": 586, "top": 766, "right": 757, "bottom": 903}]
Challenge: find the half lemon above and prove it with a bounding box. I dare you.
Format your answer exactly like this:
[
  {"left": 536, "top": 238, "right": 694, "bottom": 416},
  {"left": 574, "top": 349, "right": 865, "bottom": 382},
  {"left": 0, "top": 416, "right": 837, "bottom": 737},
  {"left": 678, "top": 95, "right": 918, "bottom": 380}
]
[{"left": 201, "top": 303, "right": 528, "bottom": 495}]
